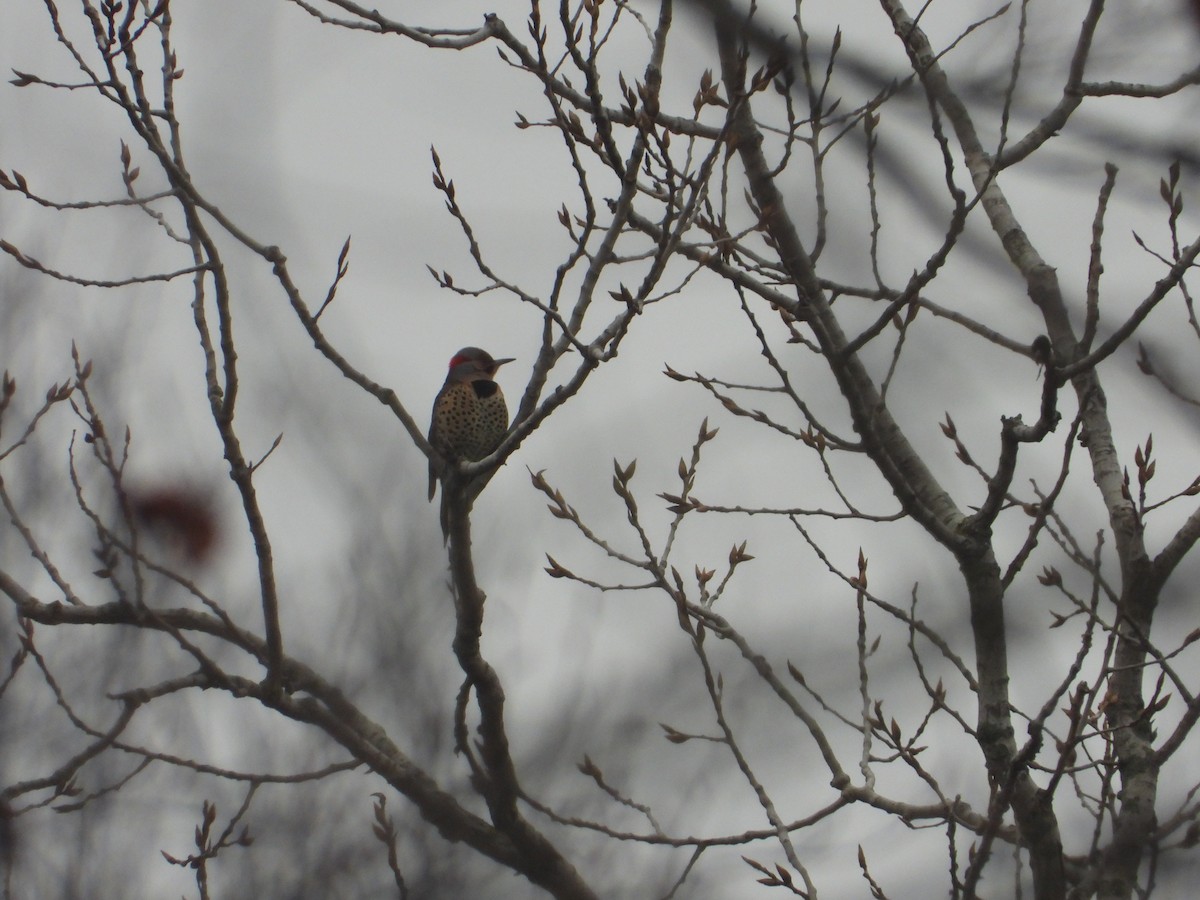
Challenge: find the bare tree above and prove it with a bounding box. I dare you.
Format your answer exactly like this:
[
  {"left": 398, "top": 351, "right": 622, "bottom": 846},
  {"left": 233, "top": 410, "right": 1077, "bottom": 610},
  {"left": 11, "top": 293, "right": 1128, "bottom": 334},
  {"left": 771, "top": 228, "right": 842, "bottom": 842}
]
[{"left": 2, "top": 0, "right": 1200, "bottom": 897}]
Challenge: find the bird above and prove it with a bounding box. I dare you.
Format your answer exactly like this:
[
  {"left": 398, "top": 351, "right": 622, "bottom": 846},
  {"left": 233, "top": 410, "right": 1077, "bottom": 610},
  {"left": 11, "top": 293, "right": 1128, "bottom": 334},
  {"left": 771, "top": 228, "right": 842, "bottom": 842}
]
[{"left": 427, "top": 347, "right": 515, "bottom": 535}]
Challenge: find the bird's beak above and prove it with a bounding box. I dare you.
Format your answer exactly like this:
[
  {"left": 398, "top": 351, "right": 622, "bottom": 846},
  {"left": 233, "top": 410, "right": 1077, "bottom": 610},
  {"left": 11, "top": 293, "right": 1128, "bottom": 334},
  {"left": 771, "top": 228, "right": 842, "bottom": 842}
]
[{"left": 493, "top": 358, "right": 516, "bottom": 368}]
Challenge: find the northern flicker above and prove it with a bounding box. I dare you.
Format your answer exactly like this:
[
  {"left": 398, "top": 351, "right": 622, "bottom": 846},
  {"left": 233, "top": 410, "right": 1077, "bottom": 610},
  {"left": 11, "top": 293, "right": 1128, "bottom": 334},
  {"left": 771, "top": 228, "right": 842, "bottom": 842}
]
[{"left": 427, "top": 347, "right": 514, "bottom": 535}]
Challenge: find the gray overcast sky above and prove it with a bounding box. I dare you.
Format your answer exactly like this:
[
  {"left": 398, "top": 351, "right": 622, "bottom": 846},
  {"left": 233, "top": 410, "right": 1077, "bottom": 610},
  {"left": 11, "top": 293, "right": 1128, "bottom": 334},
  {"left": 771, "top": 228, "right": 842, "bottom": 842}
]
[{"left": 3, "top": 1, "right": 1200, "bottom": 895}]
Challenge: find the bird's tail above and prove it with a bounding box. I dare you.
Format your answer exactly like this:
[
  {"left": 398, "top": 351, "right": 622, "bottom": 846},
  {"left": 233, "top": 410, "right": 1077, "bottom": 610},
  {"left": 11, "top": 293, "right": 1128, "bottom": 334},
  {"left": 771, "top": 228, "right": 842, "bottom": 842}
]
[{"left": 439, "top": 489, "right": 451, "bottom": 545}]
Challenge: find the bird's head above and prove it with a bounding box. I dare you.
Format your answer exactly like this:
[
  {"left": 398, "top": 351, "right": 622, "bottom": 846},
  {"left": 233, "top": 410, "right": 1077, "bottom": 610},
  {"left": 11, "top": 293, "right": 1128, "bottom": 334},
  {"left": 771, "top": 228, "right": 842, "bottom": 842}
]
[{"left": 446, "top": 347, "right": 515, "bottom": 382}]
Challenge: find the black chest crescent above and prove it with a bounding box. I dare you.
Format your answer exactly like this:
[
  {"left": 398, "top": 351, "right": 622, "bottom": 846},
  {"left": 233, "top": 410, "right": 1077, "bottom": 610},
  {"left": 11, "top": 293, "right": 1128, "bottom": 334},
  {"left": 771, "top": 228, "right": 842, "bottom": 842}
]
[{"left": 472, "top": 381, "right": 500, "bottom": 399}]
